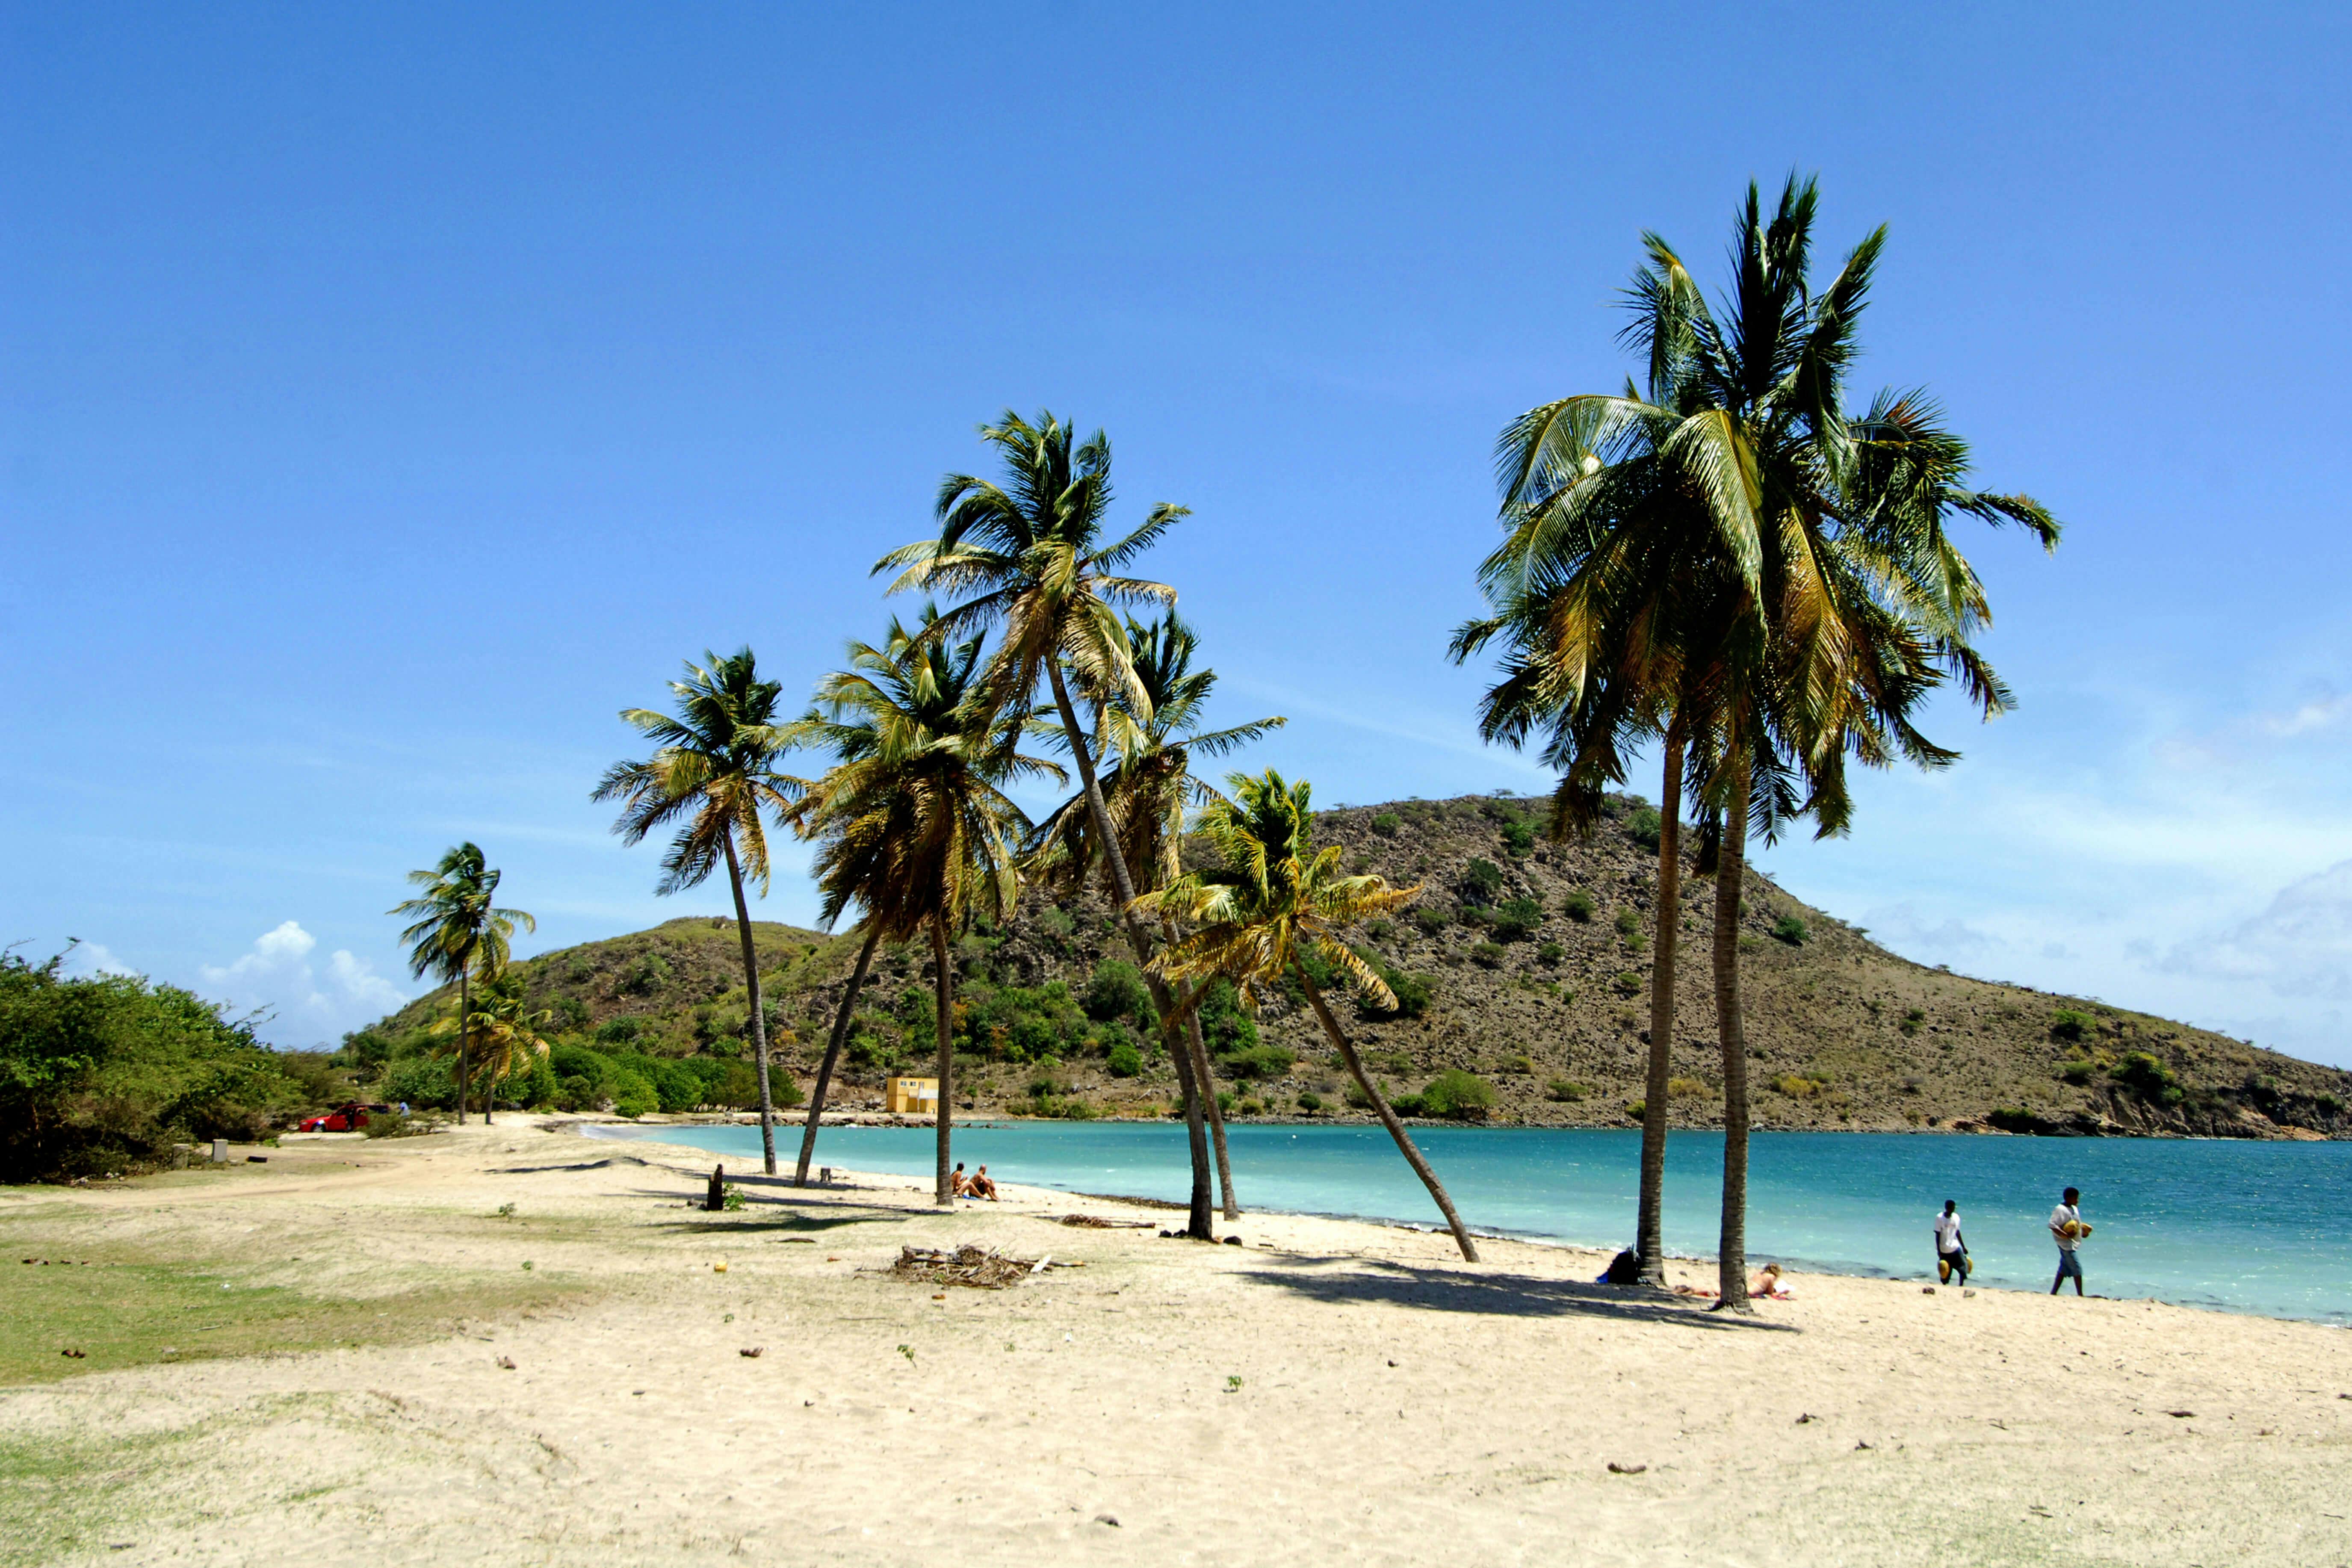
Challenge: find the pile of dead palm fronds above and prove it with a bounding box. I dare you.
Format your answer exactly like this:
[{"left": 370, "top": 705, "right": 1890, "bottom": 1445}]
[{"left": 885, "top": 1243, "right": 1071, "bottom": 1289}]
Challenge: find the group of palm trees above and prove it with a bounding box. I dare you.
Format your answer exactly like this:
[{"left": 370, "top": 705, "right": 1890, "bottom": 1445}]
[
  {"left": 1450, "top": 177, "right": 2056, "bottom": 1306},
  {"left": 396, "top": 178, "right": 2052, "bottom": 1304},
  {"left": 390, "top": 843, "right": 542, "bottom": 1124}
]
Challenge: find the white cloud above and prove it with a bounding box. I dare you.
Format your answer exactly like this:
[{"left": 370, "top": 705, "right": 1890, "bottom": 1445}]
[
  {"left": 58, "top": 940, "right": 137, "bottom": 978},
  {"left": 2166, "top": 860, "right": 2352, "bottom": 1004},
  {"left": 198, "top": 921, "right": 409, "bottom": 1048}
]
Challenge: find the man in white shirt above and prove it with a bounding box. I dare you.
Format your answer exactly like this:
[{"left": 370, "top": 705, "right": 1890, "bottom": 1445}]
[
  {"left": 2048, "top": 1186, "right": 2089, "bottom": 1296},
  {"left": 1932, "top": 1200, "right": 1969, "bottom": 1285}
]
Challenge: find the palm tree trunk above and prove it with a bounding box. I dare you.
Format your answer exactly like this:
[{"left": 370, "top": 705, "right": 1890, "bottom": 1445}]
[
  {"left": 722, "top": 828, "right": 779, "bottom": 1175},
  {"left": 931, "top": 915, "right": 954, "bottom": 1207},
  {"left": 456, "top": 963, "right": 470, "bottom": 1126},
  {"left": 795, "top": 928, "right": 880, "bottom": 1186},
  {"left": 1713, "top": 756, "right": 1753, "bottom": 1311},
  {"left": 1299, "top": 970, "right": 1477, "bottom": 1262},
  {"left": 1045, "top": 658, "right": 1214, "bottom": 1238},
  {"left": 1189, "top": 1008, "right": 1240, "bottom": 1217},
  {"left": 1636, "top": 725, "right": 1685, "bottom": 1286},
  {"left": 1162, "top": 990, "right": 1214, "bottom": 1236}
]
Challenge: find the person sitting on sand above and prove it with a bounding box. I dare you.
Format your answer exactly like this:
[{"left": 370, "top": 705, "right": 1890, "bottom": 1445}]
[
  {"left": 949, "top": 1162, "right": 970, "bottom": 1197},
  {"left": 1934, "top": 1200, "right": 1971, "bottom": 1287},
  {"left": 968, "top": 1165, "right": 998, "bottom": 1201},
  {"left": 1751, "top": 1263, "right": 1792, "bottom": 1300}
]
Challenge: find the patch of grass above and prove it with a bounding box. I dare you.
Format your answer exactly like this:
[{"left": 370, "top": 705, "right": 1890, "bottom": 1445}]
[
  {"left": 0, "top": 1213, "right": 588, "bottom": 1388},
  {"left": 0, "top": 1423, "right": 199, "bottom": 1560},
  {"left": 1666, "top": 1076, "right": 1708, "bottom": 1099},
  {"left": 1545, "top": 1079, "right": 1586, "bottom": 1103}
]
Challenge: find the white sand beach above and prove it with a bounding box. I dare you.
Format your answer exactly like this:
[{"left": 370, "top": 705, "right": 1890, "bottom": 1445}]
[{"left": 5, "top": 1121, "right": 2349, "bottom": 1567}]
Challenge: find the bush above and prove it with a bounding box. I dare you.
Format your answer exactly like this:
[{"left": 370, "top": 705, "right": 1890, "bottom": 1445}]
[
  {"left": 1217, "top": 1043, "right": 1297, "bottom": 1083},
  {"left": 1082, "top": 960, "right": 1152, "bottom": 1025},
  {"left": 1492, "top": 896, "right": 1544, "bottom": 942},
  {"left": 1414, "top": 906, "right": 1451, "bottom": 934},
  {"left": 1371, "top": 812, "right": 1401, "bottom": 838},
  {"left": 609, "top": 1070, "right": 659, "bottom": 1118},
  {"left": 624, "top": 953, "right": 671, "bottom": 995},
  {"left": 1296, "top": 1091, "right": 1324, "bottom": 1112},
  {"left": 1106, "top": 1041, "right": 1143, "bottom": 1078},
  {"left": 894, "top": 984, "right": 937, "bottom": 1041},
  {"left": 2111, "top": 1051, "right": 2185, "bottom": 1106},
  {"left": 2050, "top": 1009, "right": 2093, "bottom": 1042},
  {"left": 1611, "top": 970, "right": 1643, "bottom": 997},
  {"left": 1771, "top": 915, "right": 1808, "bottom": 946},
  {"left": 1987, "top": 1106, "right": 2039, "bottom": 1134},
  {"left": 595, "top": 1016, "right": 646, "bottom": 1047},
  {"left": 1666, "top": 1076, "right": 1707, "bottom": 1099},
  {"left": 1536, "top": 941, "right": 1566, "bottom": 967},
  {"left": 1563, "top": 890, "right": 1596, "bottom": 923},
  {"left": 1613, "top": 906, "right": 1641, "bottom": 937},
  {"left": 379, "top": 1054, "right": 458, "bottom": 1111},
  {"left": 1625, "top": 807, "right": 1662, "bottom": 850},
  {"left": 1470, "top": 942, "right": 1506, "bottom": 969},
  {"left": 1420, "top": 1069, "right": 1495, "bottom": 1119},
  {"left": 1545, "top": 1079, "right": 1585, "bottom": 1103},
  {"left": 2059, "top": 1057, "right": 2096, "bottom": 1086},
  {"left": 1460, "top": 858, "right": 1505, "bottom": 906},
  {"left": 1500, "top": 820, "right": 1536, "bottom": 856},
  {"left": 1365, "top": 918, "right": 1394, "bottom": 942},
  {"left": 1774, "top": 1075, "right": 1822, "bottom": 1098}
]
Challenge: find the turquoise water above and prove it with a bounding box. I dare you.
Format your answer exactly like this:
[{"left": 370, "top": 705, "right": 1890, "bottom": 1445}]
[{"left": 596, "top": 1121, "right": 2352, "bottom": 1325}]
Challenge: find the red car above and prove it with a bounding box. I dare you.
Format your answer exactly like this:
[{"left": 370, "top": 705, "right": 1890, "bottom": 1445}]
[{"left": 296, "top": 1104, "right": 373, "bottom": 1132}]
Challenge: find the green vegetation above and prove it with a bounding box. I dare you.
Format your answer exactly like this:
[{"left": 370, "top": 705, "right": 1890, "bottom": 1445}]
[
  {"left": 2051, "top": 1009, "right": 2093, "bottom": 1042},
  {"left": 1545, "top": 1079, "right": 1586, "bottom": 1102},
  {"left": 2111, "top": 1051, "right": 2185, "bottom": 1107},
  {"left": 1469, "top": 942, "right": 1506, "bottom": 969},
  {"left": 1536, "top": 941, "right": 1565, "bottom": 967},
  {"left": 1772, "top": 915, "right": 1808, "bottom": 946},
  {"left": 1625, "top": 807, "right": 1662, "bottom": 850},
  {"left": 1612, "top": 906, "right": 1641, "bottom": 937},
  {"left": 1371, "top": 812, "right": 1401, "bottom": 838},
  {"left": 1460, "top": 857, "right": 1505, "bottom": 906},
  {"left": 390, "top": 842, "right": 535, "bottom": 1125},
  {"left": 0, "top": 950, "right": 311, "bottom": 1183},
  {"left": 1500, "top": 819, "right": 1536, "bottom": 856},
  {"left": 1395, "top": 1068, "right": 1494, "bottom": 1121},
  {"left": 1563, "top": 890, "right": 1596, "bottom": 923},
  {"left": 1491, "top": 895, "right": 1544, "bottom": 941}
]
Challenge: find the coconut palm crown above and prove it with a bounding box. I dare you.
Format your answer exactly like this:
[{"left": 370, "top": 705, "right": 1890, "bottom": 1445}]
[{"left": 390, "top": 842, "right": 534, "bottom": 1125}]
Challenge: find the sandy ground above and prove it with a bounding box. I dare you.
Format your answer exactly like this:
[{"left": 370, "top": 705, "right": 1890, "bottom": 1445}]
[{"left": 4, "top": 1121, "right": 2350, "bottom": 1568}]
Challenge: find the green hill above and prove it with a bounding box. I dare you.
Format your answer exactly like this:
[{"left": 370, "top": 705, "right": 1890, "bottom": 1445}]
[{"left": 349, "top": 793, "right": 2352, "bottom": 1138}]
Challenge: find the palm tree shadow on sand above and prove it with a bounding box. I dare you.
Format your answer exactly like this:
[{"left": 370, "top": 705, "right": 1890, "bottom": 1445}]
[{"left": 1239, "top": 1255, "right": 1799, "bottom": 1332}]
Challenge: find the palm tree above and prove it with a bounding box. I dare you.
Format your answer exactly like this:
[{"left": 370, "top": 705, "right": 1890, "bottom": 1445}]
[
  {"left": 785, "top": 605, "right": 1054, "bottom": 1204},
  {"left": 876, "top": 410, "right": 1229, "bottom": 1236},
  {"left": 1458, "top": 177, "right": 2057, "bottom": 1306},
  {"left": 592, "top": 650, "right": 808, "bottom": 1175},
  {"left": 1030, "top": 611, "right": 1283, "bottom": 1220},
  {"left": 391, "top": 843, "right": 534, "bottom": 1125},
  {"left": 1141, "top": 769, "right": 1480, "bottom": 1262},
  {"left": 431, "top": 971, "right": 553, "bottom": 1123}
]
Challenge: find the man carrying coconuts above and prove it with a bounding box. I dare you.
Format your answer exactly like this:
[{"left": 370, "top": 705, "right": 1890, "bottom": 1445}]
[{"left": 2049, "top": 1186, "right": 2092, "bottom": 1296}]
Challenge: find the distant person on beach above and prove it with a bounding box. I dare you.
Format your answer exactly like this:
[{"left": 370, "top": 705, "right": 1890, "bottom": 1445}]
[
  {"left": 949, "top": 1163, "right": 969, "bottom": 1196},
  {"left": 1934, "top": 1201, "right": 1970, "bottom": 1286},
  {"left": 2049, "top": 1187, "right": 2090, "bottom": 1295},
  {"left": 1751, "top": 1263, "right": 1791, "bottom": 1299},
  {"left": 969, "top": 1165, "right": 998, "bottom": 1201}
]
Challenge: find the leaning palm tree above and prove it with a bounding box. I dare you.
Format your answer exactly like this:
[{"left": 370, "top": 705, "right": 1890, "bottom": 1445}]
[
  {"left": 1457, "top": 176, "right": 2057, "bottom": 1307},
  {"left": 592, "top": 650, "right": 808, "bottom": 1175},
  {"left": 876, "top": 411, "right": 1232, "bottom": 1236},
  {"left": 431, "top": 971, "right": 552, "bottom": 1124},
  {"left": 786, "top": 605, "right": 1054, "bottom": 1204},
  {"left": 391, "top": 842, "right": 534, "bottom": 1125},
  {"left": 1141, "top": 769, "right": 1479, "bottom": 1262},
  {"left": 1030, "top": 611, "right": 1283, "bottom": 1219}
]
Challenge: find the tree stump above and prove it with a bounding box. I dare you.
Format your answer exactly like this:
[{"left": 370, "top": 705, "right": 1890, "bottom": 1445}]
[{"left": 705, "top": 1164, "right": 726, "bottom": 1212}]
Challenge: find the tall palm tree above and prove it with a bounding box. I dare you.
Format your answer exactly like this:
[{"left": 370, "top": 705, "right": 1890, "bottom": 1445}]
[
  {"left": 786, "top": 605, "right": 1055, "bottom": 1204},
  {"left": 592, "top": 650, "right": 808, "bottom": 1175},
  {"left": 1141, "top": 769, "right": 1480, "bottom": 1262},
  {"left": 391, "top": 842, "right": 534, "bottom": 1126},
  {"left": 1455, "top": 176, "right": 2057, "bottom": 1306},
  {"left": 875, "top": 410, "right": 1230, "bottom": 1237},
  {"left": 1030, "top": 611, "right": 1284, "bottom": 1220},
  {"left": 431, "top": 971, "right": 553, "bottom": 1124}
]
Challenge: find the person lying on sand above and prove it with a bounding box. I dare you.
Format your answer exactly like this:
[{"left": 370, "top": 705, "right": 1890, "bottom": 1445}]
[
  {"left": 968, "top": 1165, "right": 998, "bottom": 1201},
  {"left": 1751, "top": 1264, "right": 1793, "bottom": 1300}
]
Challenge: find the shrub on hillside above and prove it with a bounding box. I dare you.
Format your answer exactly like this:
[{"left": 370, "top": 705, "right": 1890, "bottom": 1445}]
[
  {"left": 1545, "top": 1079, "right": 1585, "bottom": 1103},
  {"left": 1470, "top": 942, "right": 1506, "bottom": 969},
  {"left": 1613, "top": 906, "right": 1641, "bottom": 937},
  {"left": 1563, "top": 890, "right": 1596, "bottom": 923},
  {"left": 2050, "top": 1009, "right": 2092, "bottom": 1042},
  {"left": 1082, "top": 960, "right": 1152, "bottom": 1025},
  {"left": 1217, "top": 1043, "right": 1297, "bottom": 1083},
  {"left": 1419, "top": 1069, "right": 1495, "bottom": 1120},
  {"left": 1371, "top": 812, "right": 1401, "bottom": 838},
  {"left": 1536, "top": 941, "right": 1566, "bottom": 967},
  {"left": 1666, "top": 1076, "right": 1707, "bottom": 1099},
  {"left": 1492, "top": 896, "right": 1544, "bottom": 942},
  {"left": 1500, "top": 820, "right": 1536, "bottom": 856},
  {"left": 2111, "top": 1051, "right": 2185, "bottom": 1107},
  {"left": 1772, "top": 915, "right": 1808, "bottom": 946},
  {"left": 1625, "top": 807, "right": 1662, "bottom": 850},
  {"left": 1414, "top": 906, "right": 1451, "bottom": 934},
  {"left": 1460, "top": 858, "right": 1506, "bottom": 906},
  {"left": 1106, "top": 1041, "right": 1143, "bottom": 1078}
]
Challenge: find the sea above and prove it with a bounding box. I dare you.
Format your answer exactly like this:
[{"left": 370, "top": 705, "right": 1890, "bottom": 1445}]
[{"left": 588, "top": 1120, "right": 2352, "bottom": 1326}]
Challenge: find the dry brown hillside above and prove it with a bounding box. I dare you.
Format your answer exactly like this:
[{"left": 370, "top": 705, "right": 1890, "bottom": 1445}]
[{"left": 363, "top": 793, "right": 2350, "bottom": 1138}]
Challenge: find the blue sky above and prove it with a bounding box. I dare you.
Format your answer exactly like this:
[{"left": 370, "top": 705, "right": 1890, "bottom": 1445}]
[{"left": 6, "top": 5, "right": 2350, "bottom": 1064}]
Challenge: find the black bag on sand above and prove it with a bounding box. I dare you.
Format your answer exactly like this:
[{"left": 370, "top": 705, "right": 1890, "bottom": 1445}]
[{"left": 1603, "top": 1249, "right": 1642, "bottom": 1285}]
